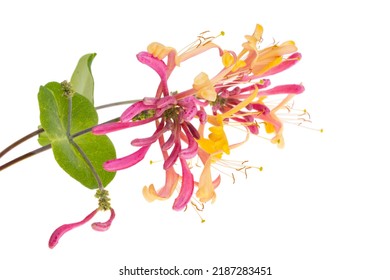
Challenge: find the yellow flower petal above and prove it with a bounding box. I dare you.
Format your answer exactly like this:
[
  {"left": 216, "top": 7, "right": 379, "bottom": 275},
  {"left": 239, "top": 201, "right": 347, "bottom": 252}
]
[
  {"left": 264, "top": 122, "right": 275, "bottom": 133},
  {"left": 231, "top": 59, "right": 246, "bottom": 72},
  {"left": 142, "top": 184, "right": 159, "bottom": 202},
  {"left": 147, "top": 42, "right": 177, "bottom": 62},
  {"left": 222, "top": 51, "right": 234, "bottom": 68},
  {"left": 193, "top": 72, "right": 217, "bottom": 101},
  {"left": 196, "top": 158, "right": 216, "bottom": 203}
]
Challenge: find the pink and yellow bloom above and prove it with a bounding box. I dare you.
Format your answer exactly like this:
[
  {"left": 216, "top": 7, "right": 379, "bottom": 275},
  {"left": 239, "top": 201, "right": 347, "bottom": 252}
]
[{"left": 92, "top": 23, "right": 304, "bottom": 211}]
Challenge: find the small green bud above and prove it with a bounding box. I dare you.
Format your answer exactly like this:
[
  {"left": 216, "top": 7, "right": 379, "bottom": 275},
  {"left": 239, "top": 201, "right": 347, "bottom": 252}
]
[{"left": 61, "top": 80, "right": 74, "bottom": 98}]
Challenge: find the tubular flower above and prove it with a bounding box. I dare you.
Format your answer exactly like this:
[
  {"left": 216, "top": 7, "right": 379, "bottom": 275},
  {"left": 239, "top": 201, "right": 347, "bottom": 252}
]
[
  {"left": 48, "top": 207, "right": 115, "bottom": 249},
  {"left": 92, "top": 23, "right": 306, "bottom": 212},
  {"left": 93, "top": 52, "right": 203, "bottom": 211}
]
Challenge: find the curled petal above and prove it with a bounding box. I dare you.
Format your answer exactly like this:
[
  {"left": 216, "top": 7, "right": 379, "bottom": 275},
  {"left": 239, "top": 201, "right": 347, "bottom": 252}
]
[
  {"left": 121, "top": 101, "right": 155, "bottom": 122},
  {"left": 173, "top": 158, "right": 194, "bottom": 211},
  {"left": 163, "top": 141, "right": 181, "bottom": 170},
  {"left": 156, "top": 95, "right": 177, "bottom": 109},
  {"left": 193, "top": 72, "right": 217, "bottom": 101},
  {"left": 137, "top": 51, "right": 169, "bottom": 95},
  {"left": 186, "top": 121, "right": 200, "bottom": 140},
  {"left": 91, "top": 208, "right": 116, "bottom": 232},
  {"left": 131, "top": 121, "right": 166, "bottom": 147},
  {"left": 161, "top": 132, "right": 175, "bottom": 151},
  {"left": 142, "top": 167, "right": 180, "bottom": 201},
  {"left": 104, "top": 145, "right": 150, "bottom": 171},
  {"left": 179, "top": 123, "right": 198, "bottom": 159},
  {"left": 48, "top": 209, "right": 98, "bottom": 249},
  {"left": 147, "top": 42, "right": 176, "bottom": 61},
  {"left": 222, "top": 51, "right": 235, "bottom": 68}
]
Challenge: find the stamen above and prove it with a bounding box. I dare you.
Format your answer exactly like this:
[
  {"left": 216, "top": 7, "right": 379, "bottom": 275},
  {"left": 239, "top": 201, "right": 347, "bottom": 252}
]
[
  {"left": 149, "top": 159, "right": 163, "bottom": 165},
  {"left": 189, "top": 200, "right": 206, "bottom": 223},
  {"left": 191, "top": 201, "right": 205, "bottom": 212}
]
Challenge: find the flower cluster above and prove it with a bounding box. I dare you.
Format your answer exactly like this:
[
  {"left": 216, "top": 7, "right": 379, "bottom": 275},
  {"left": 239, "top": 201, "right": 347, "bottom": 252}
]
[
  {"left": 48, "top": 24, "right": 306, "bottom": 247},
  {"left": 94, "top": 24, "right": 304, "bottom": 208}
]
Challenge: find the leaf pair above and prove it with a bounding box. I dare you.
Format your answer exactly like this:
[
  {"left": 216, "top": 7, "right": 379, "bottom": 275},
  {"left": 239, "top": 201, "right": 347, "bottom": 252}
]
[{"left": 38, "top": 54, "right": 116, "bottom": 189}]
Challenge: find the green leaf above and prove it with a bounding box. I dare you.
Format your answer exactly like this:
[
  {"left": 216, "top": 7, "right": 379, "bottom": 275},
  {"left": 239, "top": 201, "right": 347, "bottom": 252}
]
[
  {"left": 38, "top": 81, "right": 116, "bottom": 189},
  {"left": 70, "top": 53, "right": 96, "bottom": 105}
]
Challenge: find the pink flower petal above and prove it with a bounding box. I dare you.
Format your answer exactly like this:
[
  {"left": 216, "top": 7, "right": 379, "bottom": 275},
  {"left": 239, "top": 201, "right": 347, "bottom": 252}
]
[
  {"left": 131, "top": 121, "right": 166, "bottom": 147},
  {"left": 92, "top": 117, "right": 157, "bottom": 135},
  {"left": 142, "top": 97, "right": 158, "bottom": 105},
  {"left": 186, "top": 121, "right": 200, "bottom": 140},
  {"left": 92, "top": 122, "right": 134, "bottom": 135},
  {"left": 161, "top": 132, "right": 175, "bottom": 151},
  {"left": 137, "top": 51, "right": 169, "bottom": 95},
  {"left": 247, "top": 124, "right": 259, "bottom": 134},
  {"left": 178, "top": 97, "right": 198, "bottom": 122},
  {"left": 143, "top": 167, "right": 180, "bottom": 201},
  {"left": 91, "top": 208, "right": 116, "bottom": 232},
  {"left": 252, "top": 103, "right": 270, "bottom": 114},
  {"left": 104, "top": 145, "right": 150, "bottom": 171},
  {"left": 260, "top": 52, "right": 302, "bottom": 77},
  {"left": 121, "top": 101, "right": 155, "bottom": 122},
  {"left": 157, "top": 167, "right": 180, "bottom": 198},
  {"left": 259, "top": 84, "right": 305, "bottom": 95},
  {"left": 156, "top": 96, "right": 176, "bottom": 109},
  {"left": 232, "top": 117, "right": 259, "bottom": 135},
  {"left": 182, "top": 105, "right": 198, "bottom": 122},
  {"left": 163, "top": 141, "right": 180, "bottom": 170},
  {"left": 196, "top": 110, "right": 207, "bottom": 124},
  {"left": 179, "top": 123, "right": 198, "bottom": 159},
  {"left": 173, "top": 158, "right": 194, "bottom": 211},
  {"left": 48, "top": 209, "right": 98, "bottom": 249}
]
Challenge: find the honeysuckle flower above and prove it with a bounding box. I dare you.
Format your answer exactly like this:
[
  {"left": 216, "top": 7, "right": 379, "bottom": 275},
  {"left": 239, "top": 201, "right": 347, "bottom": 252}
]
[
  {"left": 0, "top": 22, "right": 313, "bottom": 250},
  {"left": 93, "top": 96, "right": 202, "bottom": 210},
  {"left": 195, "top": 118, "right": 253, "bottom": 203},
  {"left": 198, "top": 24, "right": 303, "bottom": 147},
  {"left": 228, "top": 24, "right": 299, "bottom": 76},
  {"left": 92, "top": 23, "right": 305, "bottom": 212},
  {"left": 93, "top": 51, "right": 206, "bottom": 210},
  {"left": 209, "top": 83, "right": 305, "bottom": 147},
  {"left": 48, "top": 207, "right": 115, "bottom": 249}
]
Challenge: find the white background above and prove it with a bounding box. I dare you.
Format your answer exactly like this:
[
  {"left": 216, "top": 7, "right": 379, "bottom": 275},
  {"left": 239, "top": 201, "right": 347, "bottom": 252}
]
[{"left": 1, "top": 1, "right": 389, "bottom": 279}]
